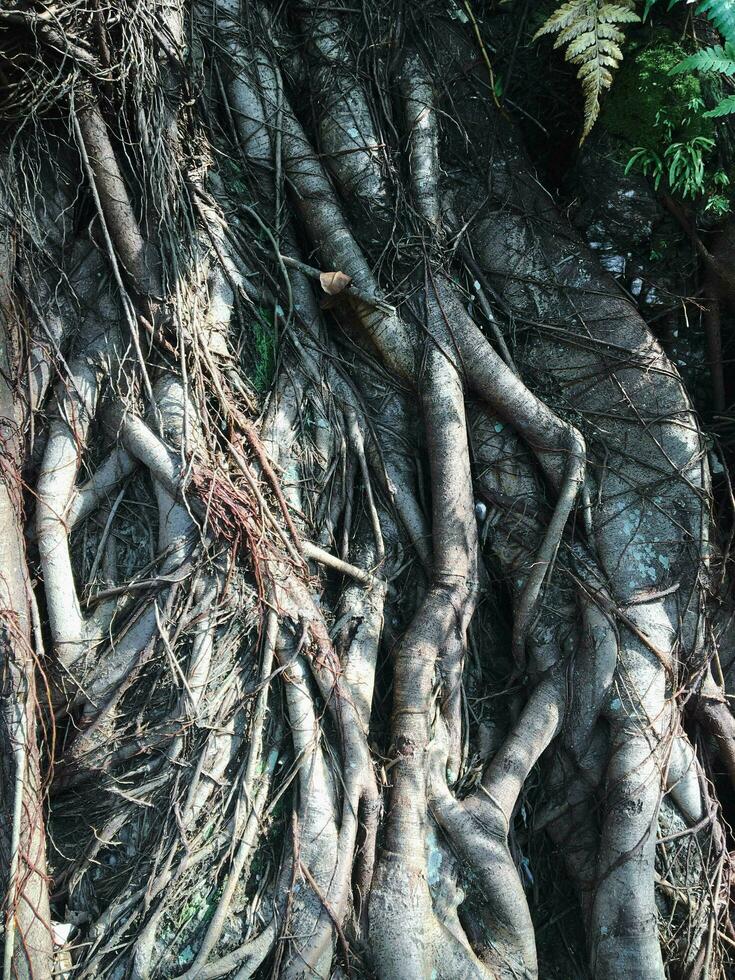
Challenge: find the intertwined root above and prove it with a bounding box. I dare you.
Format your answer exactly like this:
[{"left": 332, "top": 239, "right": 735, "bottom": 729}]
[{"left": 0, "top": 1, "right": 732, "bottom": 978}]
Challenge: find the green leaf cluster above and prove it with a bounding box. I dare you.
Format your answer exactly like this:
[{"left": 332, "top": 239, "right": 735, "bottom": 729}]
[
  {"left": 603, "top": 35, "right": 709, "bottom": 149},
  {"left": 644, "top": 0, "right": 735, "bottom": 115},
  {"left": 624, "top": 136, "right": 719, "bottom": 198},
  {"left": 688, "top": 0, "right": 735, "bottom": 45},
  {"left": 599, "top": 27, "right": 731, "bottom": 208},
  {"left": 670, "top": 45, "right": 735, "bottom": 118},
  {"left": 672, "top": 43, "right": 735, "bottom": 78}
]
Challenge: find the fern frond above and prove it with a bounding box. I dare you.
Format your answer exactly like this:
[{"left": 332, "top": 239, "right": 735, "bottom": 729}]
[
  {"left": 704, "top": 93, "right": 735, "bottom": 115},
  {"left": 670, "top": 43, "right": 735, "bottom": 76},
  {"left": 599, "top": 4, "right": 641, "bottom": 22},
  {"left": 566, "top": 33, "right": 599, "bottom": 58},
  {"left": 534, "top": 1, "right": 588, "bottom": 38},
  {"left": 696, "top": 0, "right": 735, "bottom": 44},
  {"left": 533, "top": 0, "right": 640, "bottom": 141}
]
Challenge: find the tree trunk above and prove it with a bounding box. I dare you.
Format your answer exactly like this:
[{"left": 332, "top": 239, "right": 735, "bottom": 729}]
[{"left": 0, "top": 2, "right": 732, "bottom": 979}]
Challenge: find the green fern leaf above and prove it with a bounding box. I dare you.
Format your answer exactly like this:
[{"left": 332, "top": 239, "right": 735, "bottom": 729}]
[
  {"left": 703, "top": 93, "right": 735, "bottom": 115},
  {"left": 696, "top": 0, "right": 735, "bottom": 44},
  {"left": 670, "top": 43, "right": 735, "bottom": 76},
  {"left": 534, "top": 0, "right": 640, "bottom": 141}
]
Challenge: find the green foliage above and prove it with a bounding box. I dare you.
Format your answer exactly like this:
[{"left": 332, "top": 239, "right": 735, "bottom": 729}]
[
  {"left": 706, "top": 190, "right": 731, "bottom": 212},
  {"left": 604, "top": 33, "right": 730, "bottom": 208},
  {"left": 532, "top": 0, "right": 735, "bottom": 208},
  {"left": 252, "top": 312, "right": 276, "bottom": 393},
  {"left": 695, "top": 0, "right": 735, "bottom": 43},
  {"left": 661, "top": 136, "right": 714, "bottom": 194},
  {"left": 705, "top": 92, "right": 735, "bottom": 115},
  {"left": 536, "top": 0, "right": 735, "bottom": 139},
  {"left": 672, "top": 43, "right": 735, "bottom": 76},
  {"left": 668, "top": 44, "right": 735, "bottom": 117},
  {"left": 621, "top": 77, "right": 728, "bottom": 205},
  {"left": 625, "top": 135, "right": 715, "bottom": 196},
  {"left": 533, "top": 1, "right": 640, "bottom": 141},
  {"left": 603, "top": 35, "right": 709, "bottom": 151},
  {"left": 621, "top": 85, "right": 730, "bottom": 208}
]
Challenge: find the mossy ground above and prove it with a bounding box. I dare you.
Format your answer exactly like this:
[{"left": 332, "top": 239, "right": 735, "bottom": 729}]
[{"left": 602, "top": 29, "right": 709, "bottom": 155}]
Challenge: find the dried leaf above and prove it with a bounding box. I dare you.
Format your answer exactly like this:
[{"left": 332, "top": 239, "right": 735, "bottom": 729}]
[{"left": 319, "top": 270, "right": 352, "bottom": 295}]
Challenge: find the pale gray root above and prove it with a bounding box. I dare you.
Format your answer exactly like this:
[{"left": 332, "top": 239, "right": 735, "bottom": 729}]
[
  {"left": 268, "top": 567, "right": 381, "bottom": 971},
  {"left": 696, "top": 669, "right": 735, "bottom": 790},
  {"left": 395, "top": 47, "right": 586, "bottom": 675},
  {"left": 247, "top": 42, "right": 416, "bottom": 378},
  {"left": 421, "top": 284, "right": 480, "bottom": 775},
  {"left": 259, "top": 320, "right": 392, "bottom": 941},
  {"left": 57, "top": 372, "right": 212, "bottom": 794},
  {"left": 542, "top": 731, "right": 608, "bottom": 919},
  {"left": 293, "top": 0, "right": 390, "bottom": 219},
  {"left": 78, "top": 676, "right": 256, "bottom": 979},
  {"left": 469, "top": 406, "right": 576, "bottom": 677},
  {"left": 76, "top": 100, "right": 162, "bottom": 297},
  {"left": 213, "top": 68, "right": 417, "bottom": 598},
  {"left": 172, "top": 610, "right": 278, "bottom": 977},
  {"left": 4, "top": 7, "right": 732, "bottom": 980},
  {"left": 280, "top": 70, "right": 585, "bottom": 673},
  {"left": 179, "top": 919, "right": 278, "bottom": 980},
  {"left": 177, "top": 617, "right": 339, "bottom": 980},
  {"left": 436, "top": 53, "right": 715, "bottom": 967},
  {"left": 592, "top": 614, "right": 672, "bottom": 980},
  {"left": 666, "top": 733, "right": 707, "bottom": 827},
  {"left": 67, "top": 447, "right": 138, "bottom": 529},
  {"left": 368, "top": 337, "right": 483, "bottom": 979},
  {"left": 270, "top": 43, "right": 585, "bottom": 671},
  {"left": 18, "top": 242, "right": 103, "bottom": 416},
  {"left": 469, "top": 402, "right": 714, "bottom": 968},
  {"left": 137, "top": 618, "right": 278, "bottom": 979},
  {"left": 103, "top": 393, "right": 381, "bottom": 969},
  {"left": 429, "top": 276, "right": 586, "bottom": 670},
  {"left": 72, "top": 376, "right": 200, "bottom": 704},
  {"left": 399, "top": 50, "right": 441, "bottom": 230},
  {"left": 272, "top": 636, "right": 340, "bottom": 980},
  {"left": 8, "top": 148, "right": 95, "bottom": 418},
  {"left": 35, "top": 304, "right": 123, "bottom": 669},
  {"left": 335, "top": 528, "right": 388, "bottom": 733},
  {"left": 470, "top": 404, "right": 603, "bottom": 932},
  {"left": 214, "top": 22, "right": 430, "bottom": 568}
]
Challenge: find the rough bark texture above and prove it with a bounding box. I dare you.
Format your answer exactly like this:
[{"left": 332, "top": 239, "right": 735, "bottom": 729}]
[{"left": 0, "top": 2, "right": 733, "bottom": 979}]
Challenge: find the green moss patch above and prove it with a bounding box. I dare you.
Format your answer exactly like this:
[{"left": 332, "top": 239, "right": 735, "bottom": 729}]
[{"left": 603, "top": 30, "right": 711, "bottom": 154}]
